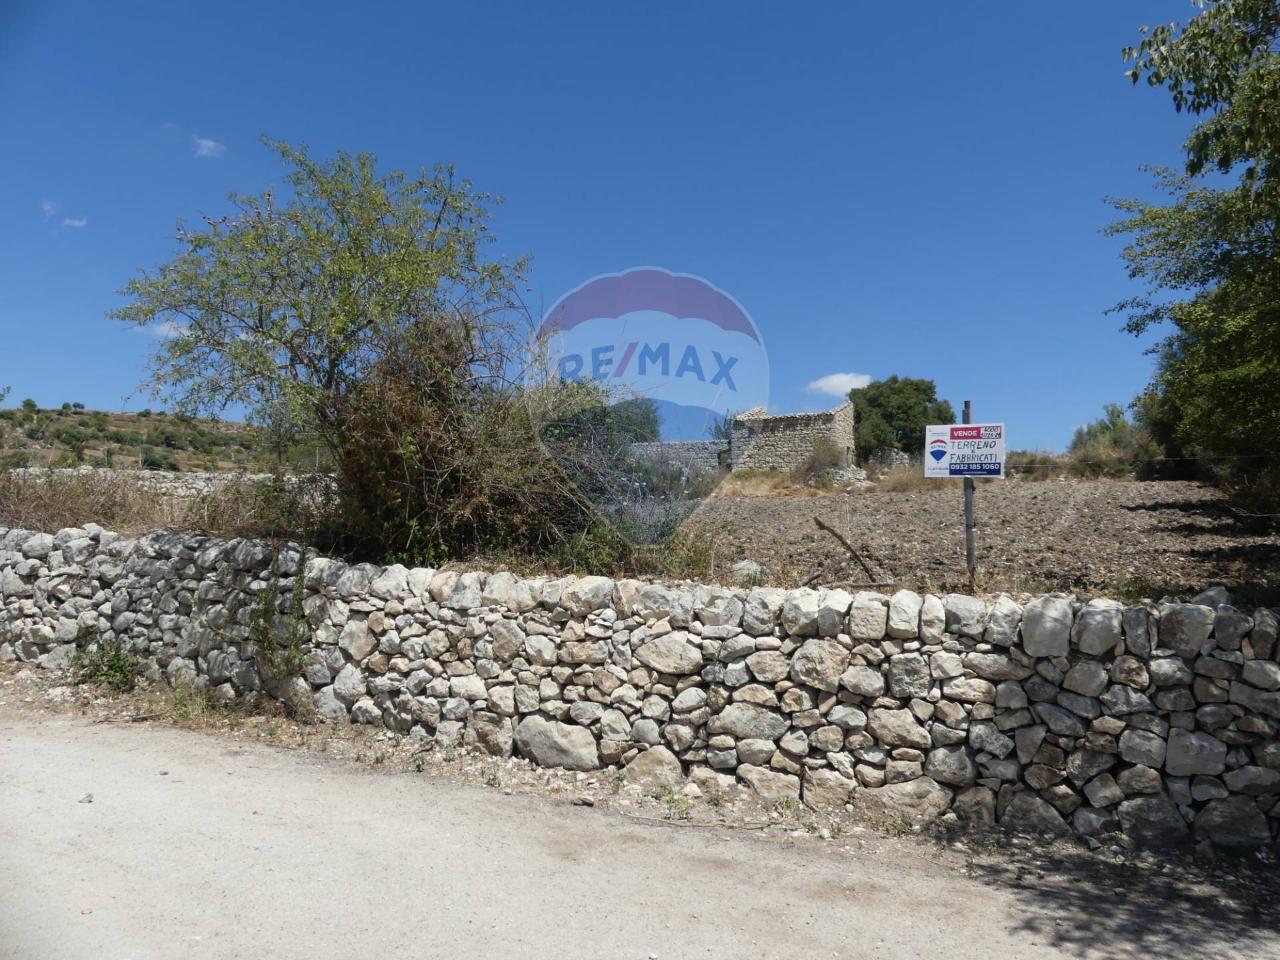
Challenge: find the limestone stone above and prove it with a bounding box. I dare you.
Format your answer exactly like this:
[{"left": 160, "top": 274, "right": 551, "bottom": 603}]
[
  {"left": 1213, "top": 605, "right": 1253, "bottom": 651},
  {"left": 312, "top": 685, "right": 349, "bottom": 723},
  {"left": 827, "top": 704, "right": 868, "bottom": 732},
  {"left": 1072, "top": 599, "right": 1123, "bottom": 655},
  {"left": 745, "top": 650, "right": 789, "bottom": 683},
  {"left": 867, "top": 708, "right": 930, "bottom": 750},
  {"left": 839, "top": 665, "right": 885, "bottom": 698},
  {"left": 919, "top": 594, "right": 946, "bottom": 642},
  {"left": 1223, "top": 765, "right": 1280, "bottom": 796},
  {"left": 983, "top": 595, "right": 1022, "bottom": 647},
  {"left": 339, "top": 619, "right": 376, "bottom": 661},
  {"left": 560, "top": 576, "right": 616, "bottom": 616},
  {"left": 887, "top": 653, "right": 931, "bottom": 699},
  {"left": 1252, "top": 608, "right": 1279, "bottom": 660},
  {"left": 941, "top": 677, "right": 996, "bottom": 704},
  {"left": 1119, "top": 728, "right": 1166, "bottom": 768},
  {"left": 514, "top": 716, "right": 601, "bottom": 770},
  {"left": 1242, "top": 659, "right": 1280, "bottom": 691},
  {"left": 708, "top": 703, "right": 789, "bottom": 740},
  {"left": 925, "top": 745, "right": 976, "bottom": 787},
  {"left": 742, "top": 587, "right": 786, "bottom": 636},
  {"left": 968, "top": 722, "right": 1014, "bottom": 759},
  {"left": 1117, "top": 764, "right": 1163, "bottom": 796},
  {"left": 332, "top": 663, "right": 367, "bottom": 705},
  {"left": 886, "top": 590, "right": 922, "bottom": 639},
  {"left": 781, "top": 589, "right": 823, "bottom": 636},
  {"left": 1194, "top": 796, "right": 1271, "bottom": 847},
  {"left": 1149, "top": 658, "right": 1193, "bottom": 686},
  {"left": 737, "top": 764, "right": 801, "bottom": 804},
  {"left": 1158, "top": 604, "right": 1216, "bottom": 658},
  {"left": 953, "top": 786, "right": 996, "bottom": 825},
  {"left": 1001, "top": 792, "right": 1070, "bottom": 837},
  {"left": 847, "top": 595, "right": 888, "bottom": 641},
  {"left": 1062, "top": 661, "right": 1108, "bottom": 697},
  {"left": 859, "top": 776, "right": 953, "bottom": 823},
  {"left": 815, "top": 589, "right": 853, "bottom": 637},
  {"left": 1122, "top": 605, "right": 1154, "bottom": 658},
  {"left": 635, "top": 632, "right": 703, "bottom": 675},
  {"left": 789, "top": 638, "right": 850, "bottom": 693},
  {"left": 623, "top": 746, "right": 684, "bottom": 794},
  {"left": 1165, "top": 729, "right": 1227, "bottom": 776},
  {"left": 1083, "top": 773, "right": 1124, "bottom": 808},
  {"left": 803, "top": 768, "right": 856, "bottom": 808},
  {"left": 944, "top": 594, "right": 988, "bottom": 638},
  {"left": 1021, "top": 596, "right": 1072, "bottom": 657}
]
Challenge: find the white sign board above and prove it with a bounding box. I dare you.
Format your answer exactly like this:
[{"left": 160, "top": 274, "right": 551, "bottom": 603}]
[{"left": 924, "top": 423, "right": 1006, "bottom": 478}]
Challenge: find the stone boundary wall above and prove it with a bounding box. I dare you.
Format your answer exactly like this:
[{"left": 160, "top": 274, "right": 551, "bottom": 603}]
[
  {"left": 2, "top": 523, "right": 1279, "bottom": 848},
  {"left": 626, "top": 441, "right": 725, "bottom": 476},
  {"left": 9, "top": 466, "right": 279, "bottom": 498}
]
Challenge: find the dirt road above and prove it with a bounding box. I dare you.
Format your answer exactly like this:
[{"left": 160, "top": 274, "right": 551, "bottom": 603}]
[{"left": 0, "top": 711, "right": 1274, "bottom": 960}]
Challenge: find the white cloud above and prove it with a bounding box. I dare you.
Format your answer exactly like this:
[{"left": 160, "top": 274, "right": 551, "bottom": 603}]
[
  {"left": 806, "top": 372, "right": 872, "bottom": 396},
  {"left": 129, "top": 319, "right": 187, "bottom": 339},
  {"left": 192, "top": 136, "right": 226, "bottom": 158},
  {"left": 62, "top": 216, "right": 88, "bottom": 228},
  {"left": 41, "top": 199, "right": 57, "bottom": 218}
]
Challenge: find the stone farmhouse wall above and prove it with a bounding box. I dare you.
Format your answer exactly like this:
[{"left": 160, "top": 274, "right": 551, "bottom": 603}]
[
  {"left": 730, "top": 402, "right": 855, "bottom": 472},
  {"left": 3, "top": 523, "right": 1279, "bottom": 848},
  {"left": 627, "top": 441, "right": 725, "bottom": 476}
]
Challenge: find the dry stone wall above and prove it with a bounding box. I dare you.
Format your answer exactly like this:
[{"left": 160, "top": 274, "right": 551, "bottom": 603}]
[
  {"left": 3, "top": 523, "right": 1279, "bottom": 848},
  {"left": 11, "top": 466, "right": 280, "bottom": 498},
  {"left": 626, "top": 441, "right": 725, "bottom": 476}
]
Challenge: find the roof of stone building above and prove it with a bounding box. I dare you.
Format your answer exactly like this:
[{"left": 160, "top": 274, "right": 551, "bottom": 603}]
[{"left": 732, "top": 399, "right": 851, "bottom": 425}]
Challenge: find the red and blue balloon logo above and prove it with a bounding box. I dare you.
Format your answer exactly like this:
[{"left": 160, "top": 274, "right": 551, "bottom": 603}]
[
  {"left": 929, "top": 437, "right": 948, "bottom": 462},
  {"left": 534, "top": 267, "right": 770, "bottom": 440}
]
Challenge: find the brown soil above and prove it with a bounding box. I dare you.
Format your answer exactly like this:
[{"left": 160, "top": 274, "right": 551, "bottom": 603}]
[{"left": 694, "top": 479, "right": 1280, "bottom": 604}]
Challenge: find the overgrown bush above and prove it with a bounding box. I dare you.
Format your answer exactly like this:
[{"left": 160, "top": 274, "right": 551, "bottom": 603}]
[
  {"left": 792, "top": 439, "right": 845, "bottom": 486},
  {"left": 248, "top": 554, "right": 310, "bottom": 692},
  {"left": 72, "top": 635, "right": 145, "bottom": 693}
]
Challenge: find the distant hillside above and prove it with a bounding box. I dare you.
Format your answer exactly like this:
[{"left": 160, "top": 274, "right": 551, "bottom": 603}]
[{"left": 0, "top": 403, "right": 321, "bottom": 473}]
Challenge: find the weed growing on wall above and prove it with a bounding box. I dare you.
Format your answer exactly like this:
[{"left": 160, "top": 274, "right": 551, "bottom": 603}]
[
  {"left": 71, "top": 634, "right": 145, "bottom": 693},
  {"left": 249, "top": 554, "right": 310, "bottom": 690}
]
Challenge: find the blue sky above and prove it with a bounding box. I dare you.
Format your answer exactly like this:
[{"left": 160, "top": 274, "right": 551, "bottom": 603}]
[{"left": 0, "top": 1, "right": 1197, "bottom": 450}]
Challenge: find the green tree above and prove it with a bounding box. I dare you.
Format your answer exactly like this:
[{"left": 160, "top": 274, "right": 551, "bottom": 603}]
[
  {"left": 848, "top": 376, "right": 954, "bottom": 461},
  {"left": 1113, "top": 1, "right": 1280, "bottom": 513},
  {"left": 114, "top": 138, "right": 591, "bottom": 559}
]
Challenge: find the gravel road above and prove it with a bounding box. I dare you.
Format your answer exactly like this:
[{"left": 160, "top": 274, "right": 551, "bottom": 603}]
[{"left": 2, "top": 710, "right": 1274, "bottom": 960}]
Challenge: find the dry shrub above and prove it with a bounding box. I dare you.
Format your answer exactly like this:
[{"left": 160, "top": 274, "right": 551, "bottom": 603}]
[
  {"left": 0, "top": 470, "right": 337, "bottom": 542},
  {"left": 791, "top": 440, "right": 844, "bottom": 486},
  {"left": 865, "top": 464, "right": 944, "bottom": 493},
  {"left": 327, "top": 326, "right": 594, "bottom": 565},
  {"left": 713, "top": 470, "right": 823, "bottom": 499},
  {"left": 0, "top": 470, "right": 170, "bottom": 533}
]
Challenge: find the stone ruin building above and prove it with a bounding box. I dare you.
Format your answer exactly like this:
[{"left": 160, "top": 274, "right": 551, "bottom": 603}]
[
  {"left": 629, "top": 400, "right": 856, "bottom": 475},
  {"left": 728, "top": 401, "right": 854, "bottom": 472}
]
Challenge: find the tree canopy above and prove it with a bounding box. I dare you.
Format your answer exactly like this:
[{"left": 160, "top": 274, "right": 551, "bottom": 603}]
[
  {"left": 1112, "top": 1, "right": 1280, "bottom": 515},
  {"left": 113, "top": 139, "right": 599, "bottom": 561},
  {"left": 847, "top": 376, "right": 954, "bottom": 461},
  {"left": 113, "top": 137, "right": 526, "bottom": 434}
]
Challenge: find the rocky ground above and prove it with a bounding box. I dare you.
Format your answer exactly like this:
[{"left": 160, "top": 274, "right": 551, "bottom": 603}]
[
  {"left": 697, "top": 480, "right": 1280, "bottom": 603},
  {"left": 3, "top": 665, "right": 1278, "bottom": 960}
]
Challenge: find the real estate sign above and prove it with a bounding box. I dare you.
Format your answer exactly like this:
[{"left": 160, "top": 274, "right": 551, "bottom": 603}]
[{"left": 924, "top": 423, "right": 1005, "bottom": 478}]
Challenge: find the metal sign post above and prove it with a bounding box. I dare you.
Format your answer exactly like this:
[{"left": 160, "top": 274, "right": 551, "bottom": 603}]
[
  {"left": 924, "top": 404, "right": 1005, "bottom": 589},
  {"left": 962, "top": 400, "right": 976, "bottom": 586}
]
